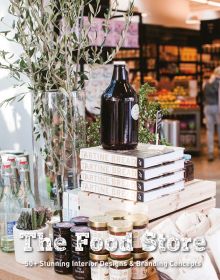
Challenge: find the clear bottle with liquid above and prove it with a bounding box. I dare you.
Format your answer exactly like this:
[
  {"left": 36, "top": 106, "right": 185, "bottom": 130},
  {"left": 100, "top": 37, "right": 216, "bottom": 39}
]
[
  {"left": 7, "top": 155, "right": 20, "bottom": 196},
  {"left": 101, "top": 61, "right": 139, "bottom": 150},
  {"left": 0, "top": 161, "right": 21, "bottom": 240},
  {"left": 19, "top": 157, "right": 36, "bottom": 208}
]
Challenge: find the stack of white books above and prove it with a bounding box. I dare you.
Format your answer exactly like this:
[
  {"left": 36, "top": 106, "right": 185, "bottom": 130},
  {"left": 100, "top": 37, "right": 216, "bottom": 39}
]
[{"left": 80, "top": 143, "right": 185, "bottom": 202}]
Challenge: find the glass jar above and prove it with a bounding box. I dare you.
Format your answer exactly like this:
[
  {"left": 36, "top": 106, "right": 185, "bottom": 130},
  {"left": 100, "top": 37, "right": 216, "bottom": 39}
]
[
  {"left": 132, "top": 252, "right": 148, "bottom": 280},
  {"left": 105, "top": 210, "right": 128, "bottom": 220},
  {"left": 89, "top": 215, "right": 112, "bottom": 254},
  {"left": 108, "top": 220, "right": 133, "bottom": 259},
  {"left": 125, "top": 214, "right": 148, "bottom": 252},
  {"left": 109, "top": 257, "right": 133, "bottom": 280},
  {"left": 90, "top": 252, "right": 109, "bottom": 280},
  {"left": 53, "top": 222, "right": 74, "bottom": 249},
  {"left": 184, "top": 154, "right": 194, "bottom": 182}
]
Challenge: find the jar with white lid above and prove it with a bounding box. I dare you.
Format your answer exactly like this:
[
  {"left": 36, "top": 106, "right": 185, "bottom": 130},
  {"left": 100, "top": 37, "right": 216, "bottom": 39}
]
[
  {"left": 105, "top": 210, "right": 128, "bottom": 220},
  {"left": 108, "top": 220, "right": 133, "bottom": 259},
  {"left": 109, "top": 257, "right": 133, "bottom": 280},
  {"left": 132, "top": 252, "right": 148, "bottom": 280},
  {"left": 125, "top": 214, "right": 148, "bottom": 252},
  {"left": 89, "top": 215, "right": 112, "bottom": 254},
  {"left": 90, "top": 252, "right": 109, "bottom": 280}
]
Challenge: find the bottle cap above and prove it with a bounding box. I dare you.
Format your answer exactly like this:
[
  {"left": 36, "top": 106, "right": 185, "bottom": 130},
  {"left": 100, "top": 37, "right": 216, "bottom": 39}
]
[
  {"left": 108, "top": 220, "right": 133, "bottom": 233},
  {"left": 113, "top": 61, "right": 126, "bottom": 66},
  {"left": 89, "top": 215, "right": 112, "bottom": 228},
  {"left": 90, "top": 252, "right": 109, "bottom": 262},
  {"left": 70, "top": 216, "right": 89, "bottom": 226}
]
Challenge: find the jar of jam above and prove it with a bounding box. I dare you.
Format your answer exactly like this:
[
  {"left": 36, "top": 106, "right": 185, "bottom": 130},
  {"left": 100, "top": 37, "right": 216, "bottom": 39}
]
[
  {"left": 90, "top": 252, "right": 109, "bottom": 280},
  {"left": 72, "top": 254, "right": 91, "bottom": 280},
  {"left": 132, "top": 252, "right": 148, "bottom": 280},
  {"left": 71, "top": 226, "right": 90, "bottom": 258},
  {"left": 70, "top": 216, "right": 89, "bottom": 226},
  {"left": 184, "top": 154, "right": 194, "bottom": 182},
  {"left": 89, "top": 215, "right": 112, "bottom": 254},
  {"left": 109, "top": 257, "right": 133, "bottom": 280},
  {"left": 125, "top": 214, "right": 148, "bottom": 252},
  {"left": 108, "top": 220, "right": 133, "bottom": 259},
  {"left": 105, "top": 210, "right": 128, "bottom": 220}
]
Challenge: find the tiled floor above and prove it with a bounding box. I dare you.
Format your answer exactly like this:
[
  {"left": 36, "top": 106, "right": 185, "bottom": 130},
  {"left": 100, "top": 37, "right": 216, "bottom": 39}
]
[{"left": 192, "top": 129, "right": 220, "bottom": 207}]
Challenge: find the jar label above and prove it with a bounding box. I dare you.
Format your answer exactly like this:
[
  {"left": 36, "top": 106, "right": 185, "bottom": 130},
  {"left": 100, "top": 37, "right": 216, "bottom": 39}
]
[
  {"left": 90, "top": 229, "right": 109, "bottom": 243},
  {"left": 109, "top": 234, "right": 132, "bottom": 256},
  {"left": 133, "top": 228, "right": 146, "bottom": 249},
  {"left": 131, "top": 104, "right": 139, "bottom": 120},
  {"left": 91, "top": 264, "right": 109, "bottom": 280},
  {"left": 109, "top": 267, "right": 131, "bottom": 280},
  {"left": 132, "top": 265, "right": 147, "bottom": 280},
  {"left": 7, "top": 221, "right": 16, "bottom": 235}
]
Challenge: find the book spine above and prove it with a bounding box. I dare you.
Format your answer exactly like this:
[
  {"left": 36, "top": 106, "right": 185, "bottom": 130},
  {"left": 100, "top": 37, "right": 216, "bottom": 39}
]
[
  {"left": 81, "top": 160, "right": 138, "bottom": 179},
  {"left": 80, "top": 149, "right": 137, "bottom": 167},
  {"left": 81, "top": 181, "right": 138, "bottom": 201},
  {"left": 81, "top": 171, "right": 138, "bottom": 190}
]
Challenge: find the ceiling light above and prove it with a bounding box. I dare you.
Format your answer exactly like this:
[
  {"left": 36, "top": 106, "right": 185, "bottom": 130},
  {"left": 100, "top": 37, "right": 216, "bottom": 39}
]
[
  {"left": 208, "top": 1, "right": 220, "bottom": 7},
  {"left": 191, "top": 0, "right": 207, "bottom": 3},
  {"left": 186, "top": 15, "right": 200, "bottom": 24}
]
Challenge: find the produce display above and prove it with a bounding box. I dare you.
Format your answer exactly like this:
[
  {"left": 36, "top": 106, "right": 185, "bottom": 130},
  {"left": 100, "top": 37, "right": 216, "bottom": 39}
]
[{"left": 150, "top": 87, "right": 198, "bottom": 109}]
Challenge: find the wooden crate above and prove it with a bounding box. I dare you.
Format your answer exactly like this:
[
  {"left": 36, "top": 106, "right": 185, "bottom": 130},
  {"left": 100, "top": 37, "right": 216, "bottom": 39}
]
[{"left": 78, "top": 179, "right": 216, "bottom": 226}]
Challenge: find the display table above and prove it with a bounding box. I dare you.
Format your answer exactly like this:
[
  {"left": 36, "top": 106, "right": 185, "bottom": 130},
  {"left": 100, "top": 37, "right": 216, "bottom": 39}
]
[{"left": 0, "top": 180, "right": 216, "bottom": 280}]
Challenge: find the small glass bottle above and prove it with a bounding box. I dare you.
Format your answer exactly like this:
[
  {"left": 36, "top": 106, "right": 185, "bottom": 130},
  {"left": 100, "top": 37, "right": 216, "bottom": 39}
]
[
  {"left": 0, "top": 162, "right": 21, "bottom": 244},
  {"left": 7, "top": 155, "right": 19, "bottom": 196},
  {"left": 19, "top": 158, "right": 36, "bottom": 208},
  {"left": 132, "top": 252, "right": 148, "bottom": 280}
]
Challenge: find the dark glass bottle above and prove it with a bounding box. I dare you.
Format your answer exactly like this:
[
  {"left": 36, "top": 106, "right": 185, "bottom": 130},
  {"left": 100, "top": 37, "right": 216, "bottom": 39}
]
[{"left": 101, "top": 62, "right": 139, "bottom": 150}]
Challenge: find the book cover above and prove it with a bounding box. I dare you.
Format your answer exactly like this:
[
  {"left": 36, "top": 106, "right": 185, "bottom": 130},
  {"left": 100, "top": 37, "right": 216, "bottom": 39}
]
[
  {"left": 81, "top": 159, "right": 185, "bottom": 180},
  {"left": 81, "top": 181, "right": 184, "bottom": 202},
  {"left": 81, "top": 170, "right": 185, "bottom": 191},
  {"left": 80, "top": 143, "right": 184, "bottom": 168}
]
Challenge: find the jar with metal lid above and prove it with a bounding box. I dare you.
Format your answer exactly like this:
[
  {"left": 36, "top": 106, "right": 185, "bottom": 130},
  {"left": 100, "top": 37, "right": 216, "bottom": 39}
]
[
  {"left": 70, "top": 216, "right": 89, "bottom": 226},
  {"left": 105, "top": 210, "right": 128, "bottom": 220},
  {"left": 109, "top": 257, "right": 133, "bottom": 280},
  {"left": 132, "top": 252, "right": 148, "bottom": 280},
  {"left": 184, "top": 154, "right": 194, "bottom": 182},
  {"left": 71, "top": 226, "right": 90, "bottom": 258},
  {"left": 53, "top": 222, "right": 74, "bottom": 249},
  {"left": 53, "top": 222, "right": 74, "bottom": 274},
  {"left": 89, "top": 215, "right": 112, "bottom": 254},
  {"left": 90, "top": 252, "right": 109, "bottom": 280},
  {"left": 108, "top": 220, "right": 133, "bottom": 259},
  {"left": 125, "top": 214, "right": 148, "bottom": 252}
]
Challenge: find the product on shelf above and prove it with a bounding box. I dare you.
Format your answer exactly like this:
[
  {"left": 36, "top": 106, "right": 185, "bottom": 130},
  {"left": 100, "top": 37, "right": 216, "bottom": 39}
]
[
  {"left": 132, "top": 252, "right": 149, "bottom": 280},
  {"left": 109, "top": 257, "right": 133, "bottom": 280},
  {"left": 101, "top": 61, "right": 138, "bottom": 150},
  {"left": 105, "top": 210, "right": 128, "bottom": 220}
]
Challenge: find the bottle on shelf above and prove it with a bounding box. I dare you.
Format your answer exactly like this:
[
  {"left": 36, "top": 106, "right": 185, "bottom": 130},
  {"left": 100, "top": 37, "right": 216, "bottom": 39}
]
[
  {"left": 7, "top": 155, "right": 20, "bottom": 196},
  {"left": 0, "top": 161, "right": 21, "bottom": 241},
  {"left": 18, "top": 157, "right": 36, "bottom": 208},
  {"left": 101, "top": 61, "right": 139, "bottom": 150}
]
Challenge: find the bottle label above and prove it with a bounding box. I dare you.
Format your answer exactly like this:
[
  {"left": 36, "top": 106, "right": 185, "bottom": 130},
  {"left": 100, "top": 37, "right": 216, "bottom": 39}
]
[
  {"left": 133, "top": 227, "right": 147, "bottom": 249},
  {"left": 7, "top": 221, "right": 16, "bottom": 235},
  {"left": 109, "top": 267, "right": 131, "bottom": 280},
  {"left": 131, "top": 104, "right": 139, "bottom": 120},
  {"left": 91, "top": 263, "right": 109, "bottom": 280},
  {"left": 132, "top": 263, "right": 147, "bottom": 280}
]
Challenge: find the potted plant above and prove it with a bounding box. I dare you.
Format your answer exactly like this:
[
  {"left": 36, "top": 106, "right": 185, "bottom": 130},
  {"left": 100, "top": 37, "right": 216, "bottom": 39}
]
[
  {"left": 13, "top": 207, "right": 52, "bottom": 264},
  {"left": 0, "top": 0, "right": 134, "bottom": 213}
]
